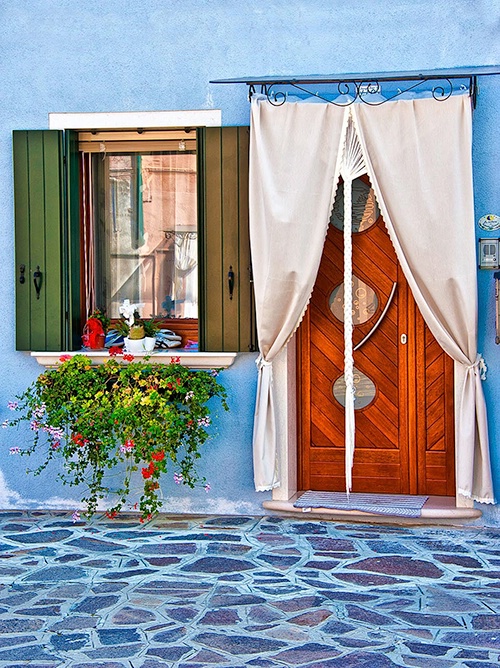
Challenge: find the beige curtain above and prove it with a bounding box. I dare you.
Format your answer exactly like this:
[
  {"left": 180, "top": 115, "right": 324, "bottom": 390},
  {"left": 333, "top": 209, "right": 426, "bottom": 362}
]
[
  {"left": 249, "top": 93, "right": 495, "bottom": 504},
  {"left": 352, "top": 96, "right": 494, "bottom": 503},
  {"left": 249, "top": 97, "right": 346, "bottom": 490}
]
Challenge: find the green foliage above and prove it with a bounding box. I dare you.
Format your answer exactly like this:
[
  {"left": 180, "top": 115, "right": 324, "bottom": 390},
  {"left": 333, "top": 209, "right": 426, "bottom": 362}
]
[
  {"left": 89, "top": 309, "right": 111, "bottom": 333},
  {"left": 5, "top": 354, "right": 228, "bottom": 520}
]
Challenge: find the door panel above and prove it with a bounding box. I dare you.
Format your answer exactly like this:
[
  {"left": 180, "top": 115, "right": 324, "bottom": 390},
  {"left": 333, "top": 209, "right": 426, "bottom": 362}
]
[{"left": 298, "top": 178, "right": 455, "bottom": 496}]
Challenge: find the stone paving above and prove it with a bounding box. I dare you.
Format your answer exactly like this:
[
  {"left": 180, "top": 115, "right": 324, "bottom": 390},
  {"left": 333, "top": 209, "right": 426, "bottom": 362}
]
[{"left": 0, "top": 512, "right": 499, "bottom": 667}]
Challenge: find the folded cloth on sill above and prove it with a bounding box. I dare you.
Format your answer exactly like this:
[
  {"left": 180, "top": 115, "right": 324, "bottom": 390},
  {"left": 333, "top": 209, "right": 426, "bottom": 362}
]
[{"left": 156, "top": 330, "right": 182, "bottom": 349}]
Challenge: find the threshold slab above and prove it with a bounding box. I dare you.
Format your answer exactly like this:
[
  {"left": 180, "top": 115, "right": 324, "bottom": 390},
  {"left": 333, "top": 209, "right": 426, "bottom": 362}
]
[{"left": 263, "top": 494, "right": 482, "bottom": 525}]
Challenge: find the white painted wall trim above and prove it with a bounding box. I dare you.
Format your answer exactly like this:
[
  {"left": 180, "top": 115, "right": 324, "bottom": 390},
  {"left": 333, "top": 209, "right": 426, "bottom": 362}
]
[{"left": 49, "top": 109, "right": 222, "bottom": 130}]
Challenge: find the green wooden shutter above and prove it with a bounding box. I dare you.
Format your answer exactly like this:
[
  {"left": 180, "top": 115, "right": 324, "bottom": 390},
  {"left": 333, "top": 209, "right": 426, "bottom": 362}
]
[
  {"left": 13, "top": 131, "right": 65, "bottom": 351},
  {"left": 65, "top": 130, "right": 82, "bottom": 351},
  {"left": 198, "top": 126, "right": 256, "bottom": 352}
]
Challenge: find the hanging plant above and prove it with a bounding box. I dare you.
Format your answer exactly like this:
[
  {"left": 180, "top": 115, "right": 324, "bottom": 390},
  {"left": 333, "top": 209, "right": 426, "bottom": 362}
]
[{"left": 4, "top": 354, "right": 228, "bottom": 521}]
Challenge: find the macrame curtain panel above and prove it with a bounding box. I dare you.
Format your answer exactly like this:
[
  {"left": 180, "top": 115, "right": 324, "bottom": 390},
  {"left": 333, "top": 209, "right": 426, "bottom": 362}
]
[{"left": 249, "top": 94, "right": 495, "bottom": 504}]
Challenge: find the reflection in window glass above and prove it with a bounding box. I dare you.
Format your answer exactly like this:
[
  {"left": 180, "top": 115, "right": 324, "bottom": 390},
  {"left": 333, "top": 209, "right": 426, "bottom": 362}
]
[
  {"left": 333, "top": 368, "right": 376, "bottom": 409},
  {"left": 91, "top": 152, "right": 197, "bottom": 319},
  {"left": 330, "top": 178, "right": 379, "bottom": 232},
  {"left": 329, "top": 277, "right": 378, "bottom": 325}
]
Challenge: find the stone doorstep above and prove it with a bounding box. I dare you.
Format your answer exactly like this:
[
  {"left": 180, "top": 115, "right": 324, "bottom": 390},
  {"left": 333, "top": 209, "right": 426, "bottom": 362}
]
[{"left": 263, "top": 494, "right": 482, "bottom": 525}]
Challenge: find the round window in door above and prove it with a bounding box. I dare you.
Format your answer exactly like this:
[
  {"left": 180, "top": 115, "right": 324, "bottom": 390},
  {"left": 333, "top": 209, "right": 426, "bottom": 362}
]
[
  {"left": 333, "top": 367, "right": 376, "bottom": 410},
  {"left": 329, "top": 277, "right": 378, "bottom": 325},
  {"left": 330, "top": 178, "right": 379, "bottom": 232}
]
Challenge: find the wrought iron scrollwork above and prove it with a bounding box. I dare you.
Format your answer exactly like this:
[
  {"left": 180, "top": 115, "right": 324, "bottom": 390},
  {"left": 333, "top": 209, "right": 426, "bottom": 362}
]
[{"left": 258, "top": 77, "right": 459, "bottom": 107}]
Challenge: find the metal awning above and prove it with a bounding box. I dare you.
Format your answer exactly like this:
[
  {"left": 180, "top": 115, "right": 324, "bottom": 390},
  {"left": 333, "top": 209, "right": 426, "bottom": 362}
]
[{"left": 211, "top": 66, "right": 500, "bottom": 107}]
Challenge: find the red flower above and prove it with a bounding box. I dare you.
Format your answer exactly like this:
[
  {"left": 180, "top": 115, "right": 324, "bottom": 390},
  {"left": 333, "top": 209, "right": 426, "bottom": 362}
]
[
  {"left": 170, "top": 356, "right": 181, "bottom": 364},
  {"left": 108, "top": 346, "right": 122, "bottom": 357},
  {"left": 167, "top": 382, "right": 173, "bottom": 390},
  {"left": 141, "top": 461, "right": 157, "bottom": 479},
  {"left": 123, "top": 353, "right": 135, "bottom": 362},
  {"left": 176, "top": 378, "right": 182, "bottom": 386},
  {"left": 59, "top": 354, "right": 72, "bottom": 363},
  {"left": 105, "top": 510, "right": 118, "bottom": 519},
  {"left": 151, "top": 450, "right": 165, "bottom": 461}
]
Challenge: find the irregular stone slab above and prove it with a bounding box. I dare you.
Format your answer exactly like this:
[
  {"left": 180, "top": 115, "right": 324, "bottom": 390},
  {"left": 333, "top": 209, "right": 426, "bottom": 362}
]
[
  {"left": 187, "top": 649, "right": 228, "bottom": 663},
  {"left": 346, "top": 556, "right": 443, "bottom": 578},
  {"left": 290, "top": 522, "right": 328, "bottom": 535},
  {"left": 302, "top": 650, "right": 403, "bottom": 667},
  {"left": 52, "top": 583, "right": 87, "bottom": 597},
  {"left": 51, "top": 632, "right": 90, "bottom": 650},
  {"left": 320, "top": 590, "right": 377, "bottom": 602},
  {"left": 24, "top": 565, "right": 87, "bottom": 581},
  {"left": 17, "top": 605, "right": 61, "bottom": 616},
  {"left": 6, "top": 530, "right": 72, "bottom": 544},
  {"left": 50, "top": 617, "right": 98, "bottom": 630},
  {"left": 0, "top": 618, "right": 44, "bottom": 633},
  {"left": 289, "top": 609, "right": 332, "bottom": 626},
  {"left": 346, "top": 604, "right": 393, "bottom": 627},
  {"left": 256, "top": 555, "right": 300, "bottom": 569},
  {"left": 434, "top": 554, "right": 482, "bottom": 568},
  {"left": 303, "top": 560, "right": 340, "bottom": 570},
  {"left": 209, "top": 594, "right": 266, "bottom": 607},
  {"left": 97, "top": 628, "right": 141, "bottom": 645},
  {"left": 143, "top": 557, "right": 181, "bottom": 567},
  {"left": 394, "top": 611, "right": 462, "bottom": 627},
  {"left": 181, "top": 557, "right": 254, "bottom": 573},
  {"left": 112, "top": 606, "right": 156, "bottom": 624},
  {"left": 272, "top": 596, "right": 325, "bottom": 612},
  {"left": 0, "top": 646, "right": 61, "bottom": 662},
  {"left": 164, "top": 532, "right": 239, "bottom": 542},
  {"left": 256, "top": 533, "right": 295, "bottom": 545},
  {"left": 367, "top": 540, "right": 413, "bottom": 554},
  {"left": 146, "top": 646, "right": 191, "bottom": 661},
  {"left": 416, "top": 540, "right": 467, "bottom": 553},
  {"left": 68, "top": 537, "right": 126, "bottom": 552},
  {"left": 151, "top": 627, "right": 186, "bottom": 643},
  {"left": 136, "top": 544, "right": 195, "bottom": 555},
  {"left": 322, "top": 619, "right": 357, "bottom": 634},
  {"left": 166, "top": 606, "right": 198, "bottom": 622},
  {"left": 307, "top": 537, "right": 355, "bottom": 551},
  {"left": 203, "top": 516, "right": 255, "bottom": 527},
  {"left": 72, "top": 663, "right": 126, "bottom": 668},
  {"left": 72, "top": 595, "right": 120, "bottom": 614},
  {"left": 404, "top": 641, "right": 452, "bottom": 656},
  {"left": 82, "top": 644, "right": 142, "bottom": 659},
  {"left": 92, "top": 583, "right": 128, "bottom": 593},
  {"left": 333, "top": 572, "right": 403, "bottom": 586},
  {"left": 200, "top": 609, "right": 241, "bottom": 625},
  {"left": 102, "top": 568, "right": 156, "bottom": 580},
  {"left": 441, "top": 631, "right": 500, "bottom": 650},
  {"left": 0, "top": 635, "right": 37, "bottom": 648},
  {"left": 272, "top": 642, "right": 341, "bottom": 664},
  {"left": 472, "top": 614, "right": 500, "bottom": 630},
  {"left": 0, "top": 567, "right": 26, "bottom": 576},
  {"left": 193, "top": 632, "right": 286, "bottom": 654},
  {"left": 206, "top": 543, "right": 252, "bottom": 555}
]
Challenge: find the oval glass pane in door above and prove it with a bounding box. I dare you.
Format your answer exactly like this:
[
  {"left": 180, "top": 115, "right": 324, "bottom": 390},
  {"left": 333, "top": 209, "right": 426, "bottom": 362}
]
[
  {"left": 330, "top": 178, "right": 379, "bottom": 232},
  {"left": 333, "top": 367, "right": 376, "bottom": 409},
  {"left": 329, "top": 277, "right": 378, "bottom": 325}
]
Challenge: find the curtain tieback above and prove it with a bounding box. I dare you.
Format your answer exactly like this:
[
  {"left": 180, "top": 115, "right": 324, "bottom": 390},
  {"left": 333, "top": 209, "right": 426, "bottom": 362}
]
[
  {"left": 256, "top": 354, "right": 273, "bottom": 371},
  {"left": 466, "top": 353, "right": 487, "bottom": 381}
]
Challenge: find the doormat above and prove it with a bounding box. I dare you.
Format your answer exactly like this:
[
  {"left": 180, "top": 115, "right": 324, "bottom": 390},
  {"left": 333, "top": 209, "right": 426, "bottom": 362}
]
[{"left": 294, "top": 491, "right": 428, "bottom": 517}]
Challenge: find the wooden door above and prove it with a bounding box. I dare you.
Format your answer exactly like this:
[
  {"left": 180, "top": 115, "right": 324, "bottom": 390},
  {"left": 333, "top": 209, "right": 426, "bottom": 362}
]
[{"left": 298, "top": 177, "right": 455, "bottom": 496}]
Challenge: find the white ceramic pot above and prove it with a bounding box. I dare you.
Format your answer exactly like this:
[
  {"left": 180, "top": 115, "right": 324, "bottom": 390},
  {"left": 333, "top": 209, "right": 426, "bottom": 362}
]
[
  {"left": 143, "top": 336, "right": 156, "bottom": 352},
  {"left": 124, "top": 337, "right": 146, "bottom": 354}
]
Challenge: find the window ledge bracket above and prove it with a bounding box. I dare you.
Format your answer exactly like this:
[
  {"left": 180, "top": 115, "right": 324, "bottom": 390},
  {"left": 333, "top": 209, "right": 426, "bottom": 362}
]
[{"left": 30, "top": 351, "right": 237, "bottom": 369}]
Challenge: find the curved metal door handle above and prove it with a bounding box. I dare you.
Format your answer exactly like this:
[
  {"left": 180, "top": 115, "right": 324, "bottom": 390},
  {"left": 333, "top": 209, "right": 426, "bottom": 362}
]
[
  {"left": 354, "top": 282, "right": 397, "bottom": 352},
  {"left": 33, "top": 265, "right": 42, "bottom": 300}
]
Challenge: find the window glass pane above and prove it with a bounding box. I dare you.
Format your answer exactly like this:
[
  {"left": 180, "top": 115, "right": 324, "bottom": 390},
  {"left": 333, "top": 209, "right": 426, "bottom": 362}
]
[
  {"left": 329, "top": 277, "right": 378, "bottom": 325},
  {"left": 92, "top": 151, "right": 197, "bottom": 320},
  {"left": 333, "top": 368, "right": 376, "bottom": 409},
  {"left": 330, "top": 178, "right": 379, "bottom": 232}
]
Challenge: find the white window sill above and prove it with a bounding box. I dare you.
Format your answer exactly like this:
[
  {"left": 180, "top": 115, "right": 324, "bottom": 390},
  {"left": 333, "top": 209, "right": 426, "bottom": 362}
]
[{"left": 30, "top": 351, "right": 237, "bottom": 369}]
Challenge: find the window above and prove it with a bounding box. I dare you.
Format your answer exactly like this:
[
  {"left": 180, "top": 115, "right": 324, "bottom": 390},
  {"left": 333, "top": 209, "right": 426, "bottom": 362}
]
[
  {"left": 80, "top": 130, "right": 198, "bottom": 322},
  {"left": 13, "top": 126, "right": 255, "bottom": 353}
]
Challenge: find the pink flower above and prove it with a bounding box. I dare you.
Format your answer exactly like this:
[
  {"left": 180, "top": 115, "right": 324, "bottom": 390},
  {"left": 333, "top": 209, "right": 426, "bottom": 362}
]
[
  {"left": 120, "top": 439, "right": 134, "bottom": 454},
  {"left": 72, "top": 510, "right": 81, "bottom": 523},
  {"left": 7, "top": 401, "right": 18, "bottom": 411},
  {"left": 204, "top": 483, "right": 211, "bottom": 493},
  {"left": 9, "top": 447, "right": 21, "bottom": 455},
  {"left": 59, "top": 355, "right": 72, "bottom": 363},
  {"left": 173, "top": 472, "right": 183, "bottom": 485}
]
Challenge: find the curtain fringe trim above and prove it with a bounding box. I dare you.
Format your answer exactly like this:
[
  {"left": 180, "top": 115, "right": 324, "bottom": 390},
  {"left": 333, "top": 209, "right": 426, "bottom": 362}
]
[
  {"left": 255, "top": 483, "right": 280, "bottom": 492},
  {"left": 457, "top": 488, "right": 497, "bottom": 504}
]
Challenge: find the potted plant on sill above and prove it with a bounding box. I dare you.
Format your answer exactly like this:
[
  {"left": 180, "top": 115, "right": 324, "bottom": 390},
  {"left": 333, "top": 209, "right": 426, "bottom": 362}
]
[{"left": 4, "top": 353, "right": 228, "bottom": 521}]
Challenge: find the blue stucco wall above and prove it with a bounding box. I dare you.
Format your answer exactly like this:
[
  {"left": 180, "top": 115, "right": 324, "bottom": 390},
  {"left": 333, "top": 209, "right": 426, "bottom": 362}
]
[{"left": 0, "top": 0, "right": 499, "bottom": 520}]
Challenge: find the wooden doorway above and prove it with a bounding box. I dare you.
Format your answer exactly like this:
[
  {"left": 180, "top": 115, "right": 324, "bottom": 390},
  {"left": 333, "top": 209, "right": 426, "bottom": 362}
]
[{"left": 298, "top": 177, "right": 455, "bottom": 496}]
